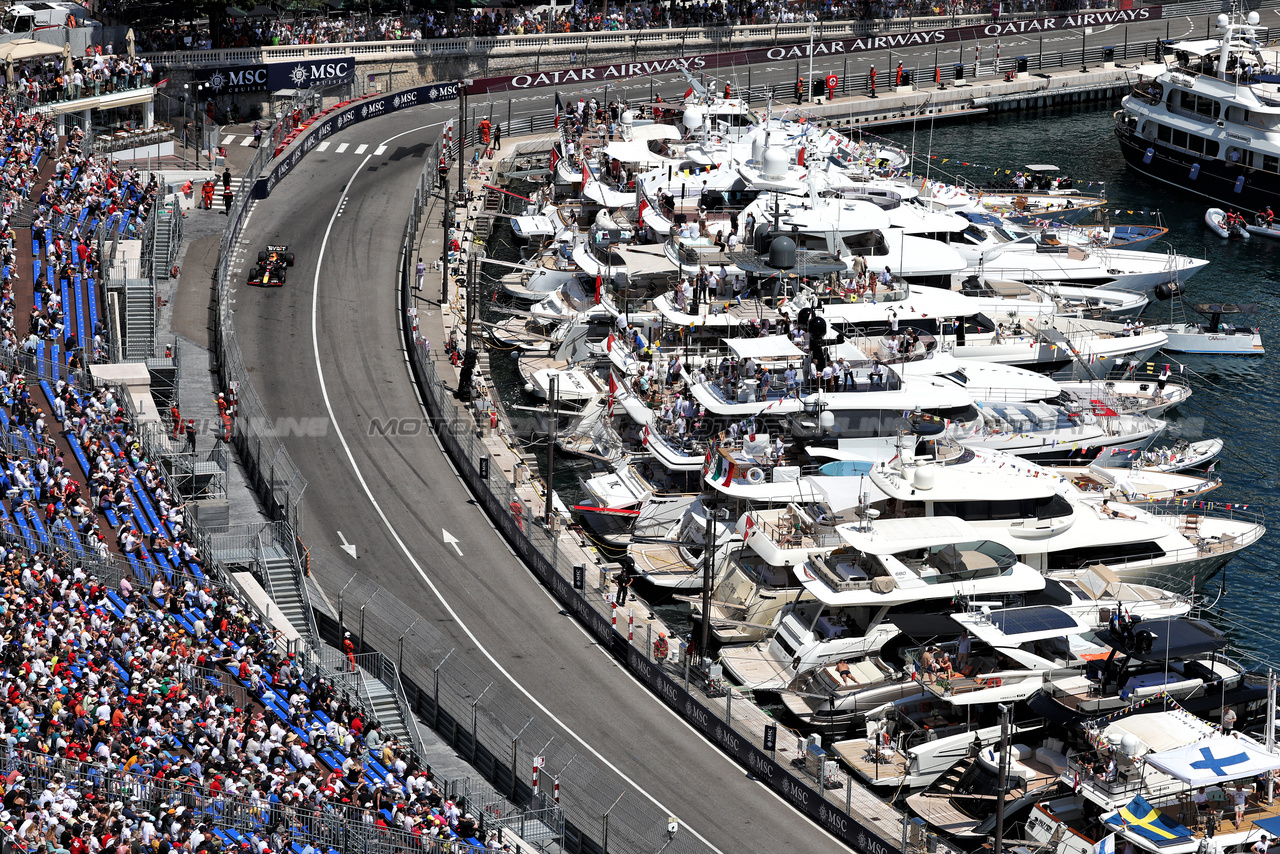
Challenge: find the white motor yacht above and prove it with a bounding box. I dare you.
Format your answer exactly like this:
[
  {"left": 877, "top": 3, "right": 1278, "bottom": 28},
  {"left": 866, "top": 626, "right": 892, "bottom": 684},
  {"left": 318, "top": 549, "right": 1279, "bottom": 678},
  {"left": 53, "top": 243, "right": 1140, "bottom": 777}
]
[
  {"left": 947, "top": 212, "right": 1209, "bottom": 296},
  {"left": 627, "top": 497, "right": 741, "bottom": 589},
  {"left": 719, "top": 516, "right": 1045, "bottom": 690}
]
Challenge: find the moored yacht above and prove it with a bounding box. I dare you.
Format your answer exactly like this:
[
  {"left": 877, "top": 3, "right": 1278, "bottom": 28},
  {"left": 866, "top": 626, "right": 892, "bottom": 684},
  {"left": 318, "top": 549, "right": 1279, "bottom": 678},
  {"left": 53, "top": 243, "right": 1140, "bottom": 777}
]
[{"left": 719, "top": 516, "right": 1045, "bottom": 690}]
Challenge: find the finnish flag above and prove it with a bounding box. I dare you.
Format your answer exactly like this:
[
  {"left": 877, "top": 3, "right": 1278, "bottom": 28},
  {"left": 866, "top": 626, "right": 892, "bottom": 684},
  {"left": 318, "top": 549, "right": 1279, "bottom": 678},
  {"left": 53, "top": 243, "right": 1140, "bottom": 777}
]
[{"left": 1095, "top": 833, "right": 1117, "bottom": 854}]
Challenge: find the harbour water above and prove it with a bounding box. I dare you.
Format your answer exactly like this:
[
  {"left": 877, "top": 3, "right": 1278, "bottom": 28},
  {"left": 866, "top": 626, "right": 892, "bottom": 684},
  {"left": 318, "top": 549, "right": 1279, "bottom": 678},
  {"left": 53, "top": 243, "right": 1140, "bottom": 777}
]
[
  {"left": 887, "top": 102, "right": 1279, "bottom": 666},
  {"left": 486, "top": 101, "right": 1280, "bottom": 667}
]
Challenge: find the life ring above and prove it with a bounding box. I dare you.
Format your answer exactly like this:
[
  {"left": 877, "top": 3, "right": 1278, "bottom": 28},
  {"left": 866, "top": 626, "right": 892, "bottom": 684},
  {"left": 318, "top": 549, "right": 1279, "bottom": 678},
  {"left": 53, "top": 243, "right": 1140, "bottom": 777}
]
[
  {"left": 983, "top": 677, "right": 1003, "bottom": 688},
  {"left": 745, "top": 467, "right": 765, "bottom": 484}
]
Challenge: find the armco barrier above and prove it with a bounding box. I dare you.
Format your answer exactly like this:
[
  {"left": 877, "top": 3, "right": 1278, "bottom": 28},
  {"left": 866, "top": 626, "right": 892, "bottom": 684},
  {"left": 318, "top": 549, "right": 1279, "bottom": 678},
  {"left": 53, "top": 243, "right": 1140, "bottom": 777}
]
[{"left": 255, "top": 82, "right": 459, "bottom": 198}]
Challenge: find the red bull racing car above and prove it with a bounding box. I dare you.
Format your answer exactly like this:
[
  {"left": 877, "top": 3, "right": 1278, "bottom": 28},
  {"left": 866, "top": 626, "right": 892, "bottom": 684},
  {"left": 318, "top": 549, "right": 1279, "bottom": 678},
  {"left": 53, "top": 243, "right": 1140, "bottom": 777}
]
[{"left": 249, "top": 245, "right": 295, "bottom": 286}]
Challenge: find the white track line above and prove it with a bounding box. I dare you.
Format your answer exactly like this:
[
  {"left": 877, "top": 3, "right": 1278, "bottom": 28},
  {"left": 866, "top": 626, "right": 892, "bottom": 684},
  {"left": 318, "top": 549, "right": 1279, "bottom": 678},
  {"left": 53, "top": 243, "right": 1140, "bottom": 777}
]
[
  {"left": 374, "top": 144, "right": 387, "bottom": 156},
  {"left": 308, "top": 119, "right": 731, "bottom": 854},
  {"left": 354, "top": 144, "right": 368, "bottom": 154},
  {"left": 317, "top": 141, "right": 330, "bottom": 152},
  {"left": 335, "top": 142, "right": 349, "bottom": 153}
]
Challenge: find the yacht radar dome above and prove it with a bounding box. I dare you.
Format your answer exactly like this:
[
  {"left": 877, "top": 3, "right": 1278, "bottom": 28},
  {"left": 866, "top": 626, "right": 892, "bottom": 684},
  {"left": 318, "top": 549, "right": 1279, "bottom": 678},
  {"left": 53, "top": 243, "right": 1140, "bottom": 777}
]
[
  {"left": 762, "top": 147, "right": 789, "bottom": 181},
  {"left": 768, "top": 234, "right": 796, "bottom": 268}
]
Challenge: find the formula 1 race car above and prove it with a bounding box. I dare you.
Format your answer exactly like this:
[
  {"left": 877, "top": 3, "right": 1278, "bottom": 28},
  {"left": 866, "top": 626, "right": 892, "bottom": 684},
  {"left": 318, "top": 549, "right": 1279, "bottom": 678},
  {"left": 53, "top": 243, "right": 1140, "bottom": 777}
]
[{"left": 249, "top": 245, "right": 295, "bottom": 286}]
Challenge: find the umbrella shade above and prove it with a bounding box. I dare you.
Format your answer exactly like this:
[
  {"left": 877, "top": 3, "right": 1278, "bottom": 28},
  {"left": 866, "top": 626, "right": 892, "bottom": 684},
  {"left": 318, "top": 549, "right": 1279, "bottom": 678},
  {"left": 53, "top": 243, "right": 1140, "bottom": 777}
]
[
  {"left": 244, "top": 4, "right": 276, "bottom": 17},
  {"left": 0, "top": 39, "right": 64, "bottom": 61}
]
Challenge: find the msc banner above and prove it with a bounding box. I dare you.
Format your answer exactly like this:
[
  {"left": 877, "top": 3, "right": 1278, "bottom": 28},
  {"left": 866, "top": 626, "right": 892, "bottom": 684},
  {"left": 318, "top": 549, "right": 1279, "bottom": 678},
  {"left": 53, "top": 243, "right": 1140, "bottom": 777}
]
[
  {"left": 255, "top": 84, "right": 454, "bottom": 198},
  {"left": 197, "top": 56, "right": 356, "bottom": 94},
  {"left": 467, "top": 6, "right": 1161, "bottom": 93}
]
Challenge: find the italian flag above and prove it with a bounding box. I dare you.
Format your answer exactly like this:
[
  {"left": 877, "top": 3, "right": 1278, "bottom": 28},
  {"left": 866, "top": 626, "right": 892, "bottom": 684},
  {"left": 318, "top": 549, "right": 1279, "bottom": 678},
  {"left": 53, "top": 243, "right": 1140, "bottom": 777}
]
[{"left": 710, "top": 453, "right": 735, "bottom": 487}]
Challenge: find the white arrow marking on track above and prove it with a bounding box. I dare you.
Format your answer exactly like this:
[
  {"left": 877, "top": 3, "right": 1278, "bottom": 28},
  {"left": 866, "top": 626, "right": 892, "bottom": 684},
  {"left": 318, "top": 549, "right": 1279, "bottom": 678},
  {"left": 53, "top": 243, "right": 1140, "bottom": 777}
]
[
  {"left": 442, "top": 529, "right": 463, "bottom": 556},
  {"left": 337, "top": 530, "right": 357, "bottom": 559}
]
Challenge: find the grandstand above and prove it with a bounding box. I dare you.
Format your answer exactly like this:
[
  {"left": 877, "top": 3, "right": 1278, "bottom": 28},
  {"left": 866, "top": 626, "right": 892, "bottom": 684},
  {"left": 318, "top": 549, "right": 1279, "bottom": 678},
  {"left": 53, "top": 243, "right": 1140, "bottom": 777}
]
[{"left": 0, "top": 94, "right": 524, "bottom": 854}]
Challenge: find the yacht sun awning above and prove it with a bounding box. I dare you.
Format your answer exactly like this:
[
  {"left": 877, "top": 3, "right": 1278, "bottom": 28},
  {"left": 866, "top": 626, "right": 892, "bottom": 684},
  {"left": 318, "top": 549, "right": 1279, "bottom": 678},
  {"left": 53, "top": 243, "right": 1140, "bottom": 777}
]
[
  {"left": 725, "top": 335, "right": 804, "bottom": 360},
  {"left": 1168, "top": 39, "right": 1220, "bottom": 57},
  {"left": 1144, "top": 737, "right": 1280, "bottom": 788},
  {"left": 611, "top": 244, "right": 680, "bottom": 278}
]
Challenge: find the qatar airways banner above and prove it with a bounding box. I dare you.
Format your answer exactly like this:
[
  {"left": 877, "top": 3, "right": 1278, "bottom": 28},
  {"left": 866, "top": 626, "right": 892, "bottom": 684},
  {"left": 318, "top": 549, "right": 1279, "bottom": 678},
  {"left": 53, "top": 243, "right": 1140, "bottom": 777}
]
[{"left": 467, "top": 5, "right": 1161, "bottom": 93}]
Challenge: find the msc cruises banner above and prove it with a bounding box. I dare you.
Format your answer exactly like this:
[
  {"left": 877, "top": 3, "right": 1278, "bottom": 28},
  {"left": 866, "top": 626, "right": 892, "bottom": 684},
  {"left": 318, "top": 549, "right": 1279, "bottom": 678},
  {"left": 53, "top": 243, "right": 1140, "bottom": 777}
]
[
  {"left": 196, "top": 56, "right": 356, "bottom": 94},
  {"left": 256, "top": 83, "right": 456, "bottom": 198},
  {"left": 467, "top": 6, "right": 1162, "bottom": 93}
]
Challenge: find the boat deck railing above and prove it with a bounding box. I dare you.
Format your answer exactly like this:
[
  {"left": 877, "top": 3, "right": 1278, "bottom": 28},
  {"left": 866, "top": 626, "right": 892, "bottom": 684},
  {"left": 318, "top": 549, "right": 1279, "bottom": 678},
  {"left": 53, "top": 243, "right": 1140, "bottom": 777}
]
[
  {"left": 1141, "top": 498, "right": 1267, "bottom": 527},
  {"left": 750, "top": 512, "right": 844, "bottom": 553},
  {"left": 1063, "top": 754, "right": 1149, "bottom": 800}
]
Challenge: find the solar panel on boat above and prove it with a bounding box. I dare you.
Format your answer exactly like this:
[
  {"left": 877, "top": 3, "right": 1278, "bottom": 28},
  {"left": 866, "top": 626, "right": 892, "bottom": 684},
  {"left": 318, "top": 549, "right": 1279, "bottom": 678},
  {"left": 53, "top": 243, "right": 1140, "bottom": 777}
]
[{"left": 989, "top": 605, "right": 1078, "bottom": 637}]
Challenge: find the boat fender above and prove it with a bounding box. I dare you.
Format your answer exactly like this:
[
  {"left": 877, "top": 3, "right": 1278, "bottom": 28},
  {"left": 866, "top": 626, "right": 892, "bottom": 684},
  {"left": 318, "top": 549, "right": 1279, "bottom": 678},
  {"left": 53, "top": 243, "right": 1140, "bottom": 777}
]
[
  {"left": 1189, "top": 163, "right": 1201, "bottom": 181},
  {"left": 1143, "top": 148, "right": 1155, "bottom": 164},
  {"left": 745, "top": 467, "right": 765, "bottom": 484},
  {"left": 1234, "top": 175, "right": 1246, "bottom": 194},
  {"left": 1154, "top": 282, "right": 1175, "bottom": 300}
]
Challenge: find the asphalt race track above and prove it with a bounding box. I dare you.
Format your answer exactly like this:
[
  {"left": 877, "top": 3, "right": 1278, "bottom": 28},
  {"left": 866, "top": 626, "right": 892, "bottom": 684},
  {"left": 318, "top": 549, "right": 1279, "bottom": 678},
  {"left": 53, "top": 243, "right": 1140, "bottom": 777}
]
[
  {"left": 233, "top": 106, "right": 850, "bottom": 853},
  {"left": 229, "top": 11, "right": 1216, "bottom": 848}
]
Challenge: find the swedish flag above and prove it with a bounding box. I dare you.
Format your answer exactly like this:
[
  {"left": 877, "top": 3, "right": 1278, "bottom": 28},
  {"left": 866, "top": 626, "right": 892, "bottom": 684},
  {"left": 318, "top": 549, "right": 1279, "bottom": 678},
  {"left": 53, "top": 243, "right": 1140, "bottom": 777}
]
[{"left": 1104, "top": 795, "right": 1193, "bottom": 846}]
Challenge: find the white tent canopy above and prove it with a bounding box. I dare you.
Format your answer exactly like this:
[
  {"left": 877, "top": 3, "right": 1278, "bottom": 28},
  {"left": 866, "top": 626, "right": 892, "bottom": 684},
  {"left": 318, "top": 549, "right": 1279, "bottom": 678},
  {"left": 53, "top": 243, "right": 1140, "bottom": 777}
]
[
  {"left": 1144, "top": 736, "right": 1280, "bottom": 788},
  {"left": 725, "top": 335, "right": 803, "bottom": 360}
]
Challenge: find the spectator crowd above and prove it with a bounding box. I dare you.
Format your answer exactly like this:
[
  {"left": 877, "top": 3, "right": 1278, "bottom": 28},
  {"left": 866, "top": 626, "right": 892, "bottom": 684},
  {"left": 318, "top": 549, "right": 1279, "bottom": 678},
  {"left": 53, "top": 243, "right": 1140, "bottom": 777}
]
[
  {"left": 0, "top": 91, "right": 519, "bottom": 854},
  {"left": 115, "top": 0, "right": 1107, "bottom": 51},
  {"left": 5, "top": 50, "right": 155, "bottom": 107}
]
